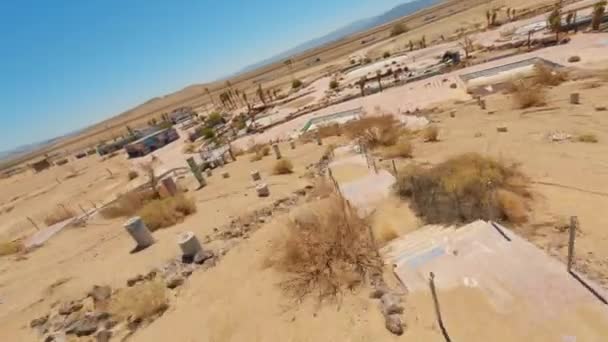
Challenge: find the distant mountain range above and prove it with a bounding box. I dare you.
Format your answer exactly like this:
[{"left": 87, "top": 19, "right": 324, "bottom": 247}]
[{"left": 237, "top": 0, "right": 440, "bottom": 74}]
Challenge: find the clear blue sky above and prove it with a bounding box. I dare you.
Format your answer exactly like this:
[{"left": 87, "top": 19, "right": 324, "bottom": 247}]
[{"left": 0, "top": 0, "right": 408, "bottom": 152}]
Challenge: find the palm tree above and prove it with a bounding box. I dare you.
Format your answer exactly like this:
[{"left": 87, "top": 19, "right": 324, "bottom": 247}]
[
  {"left": 486, "top": 10, "right": 491, "bottom": 27},
  {"left": 205, "top": 87, "right": 216, "bottom": 109},
  {"left": 376, "top": 70, "right": 383, "bottom": 92},
  {"left": 357, "top": 77, "right": 367, "bottom": 97},
  {"left": 547, "top": 6, "right": 562, "bottom": 41},
  {"left": 592, "top": 1, "right": 606, "bottom": 31},
  {"left": 242, "top": 92, "right": 251, "bottom": 112},
  {"left": 256, "top": 84, "right": 266, "bottom": 105}
]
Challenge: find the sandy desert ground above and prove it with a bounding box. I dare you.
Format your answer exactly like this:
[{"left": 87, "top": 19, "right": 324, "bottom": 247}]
[{"left": 2, "top": 0, "right": 608, "bottom": 341}]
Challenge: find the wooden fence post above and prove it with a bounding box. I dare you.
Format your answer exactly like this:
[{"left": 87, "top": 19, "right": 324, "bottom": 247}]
[{"left": 568, "top": 216, "right": 578, "bottom": 272}]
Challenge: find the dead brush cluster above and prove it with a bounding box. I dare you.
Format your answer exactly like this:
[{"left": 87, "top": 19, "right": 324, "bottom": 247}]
[
  {"left": 395, "top": 153, "right": 531, "bottom": 225},
  {"left": 0, "top": 240, "right": 23, "bottom": 257},
  {"left": 44, "top": 207, "right": 76, "bottom": 226},
  {"left": 343, "top": 116, "right": 406, "bottom": 148},
  {"left": 101, "top": 190, "right": 196, "bottom": 231},
  {"left": 249, "top": 144, "right": 271, "bottom": 162},
  {"left": 273, "top": 159, "right": 294, "bottom": 175},
  {"left": 508, "top": 63, "right": 568, "bottom": 109},
  {"left": 273, "top": 193, "right": 381, "bottom": 301},
  {"left": 108, "top": 280, "right": 168, "bottom": 323},
  {"left": 137, "top": 195, "right": 197, "bottom": 231}
]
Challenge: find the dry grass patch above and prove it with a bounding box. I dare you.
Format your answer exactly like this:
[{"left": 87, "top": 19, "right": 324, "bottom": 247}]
[
  {"left": 108, "top": 280, "right": 168, "bottom": 323},
  {"left": 533, "top": 63, "right": 567, "bottom": 86},
  {"left": 395, "top": 153, "right": 531, "bottom": 225},
  {"left": 182, "top": 143, "right": 198, "bottom": 154},
  {"left": 44, "top": 207, "right": 76, "bottom": 226},
  {"left": 382, "top": 139, "right": 413, "bottom": 159},
  {"left": 318, "top": 123, "right": 342, "bottom": 138},
  {"left": 249, "top": 144, "right": 271, "bottom": 162},
  {"left": 127, "top": 170, "right": 139, "bottom": 181},
  {"left": 422, "top": 126, "right": 439, "bottom": 142},
  {"left": 273, "top": 194, "right": 381, "bottom": 301},
  {"left": 137, "top": 195, "right": 197, "bottom": 231},
  {"left": 510, "top": 80, "right": 546, "bottom": 109},
  {"left": 100, "top": 190, "right": 157, "bottom": 219},
  {"left": 343, "top": 116, "right": 406, "bottom": 148},
  {"left": 577, "top": 134, "right": 598, "bottom": 143},
  {"left": 0, "top": 240, "right": 23, "bottom": 257},
  {"left": 273, "top": 159, "right": 294, "bottom": 175},
  {"left": 373, "top": 224, "right": 400, "bottom": 245}
]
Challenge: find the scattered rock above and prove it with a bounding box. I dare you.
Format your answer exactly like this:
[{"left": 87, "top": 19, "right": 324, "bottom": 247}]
[
  {"left": 380, "top": 293, "right": 404, "bottom": 315},
  {"left": 258, "top": 217, "right": 266, "bottom": 224},
  {"left": 385, "top": 314, "right": 404, "bottom": 336},
  {"left": 104, "top": 320, "right": 118, "bottom": 330},
  {"left": 144, "top": 270, "right": 158, "bottom": 281},
  {"left": 96, "top": 330, "right": 112, "bottom": 342},
  {"left": 182, "top": 269, "right": 194, "bottom": 278},
  {"left": 194, "top": 250, "right": 214, "bottom": 265},
  {"left": 450, "top": 83, "right": 457, "bottom": 89},
  {"left": 568, "top": 55, "right": 580, "bottom": 63},
  {"left": 595, "top": 106, "right": 607, "bottom": 111},
  {"left": 474, "top": 132, "right": 484, "bottom": 138},
  {"left": 87, "top": 311, "right": 110, "bottom": 321},
  {"left": 44, "top": 332, "right": 66, "bottom": 342},
  {"left": 449, "top": 111, "right": 456, "bottom": 118},
  {"left": 293, "top": 189, "right": 306, "bottom": 196},
  {"left": 30, "top": 315, "right": 49, "bottom": 328},
  {"left": 66, "top": 317, "right": 98, "bottom": 336},
  {"left": 549, "top": 131, "right": 572, "bottom": 142},
  {"left": 58, "top": 301, "right": 83, "bottom": 316},
  {"left": 497, "top": 126, "right": 508, "bottom": 133},
  {"left": 369, "top": 287, "right": 388, "bottom": 299},
  {"left": 126, "top": 275, "right": 144, "bottom": 287},
  {"left": 88, "top": 285, "right": 111, "bottom": 303},
  {"left": 304, "top": 184, "right": 314, "bottom": 190},
  {"left": 166, "top": 275, "right": 184, "bottom": 289}
]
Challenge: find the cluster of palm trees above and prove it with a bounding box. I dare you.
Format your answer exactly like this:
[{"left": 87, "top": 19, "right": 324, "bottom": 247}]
[
  {"left": 357, "top": 67, "right": 408, "bottom": 97},
  {"left": 204, "top": 82, "right": 282, "bottom": 114}
]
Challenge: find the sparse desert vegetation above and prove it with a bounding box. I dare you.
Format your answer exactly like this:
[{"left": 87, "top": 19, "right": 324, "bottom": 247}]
[
  {"left": 578, "top": 133, "right": 599, "bottom": 143},
  {"left": 128, "top": 170, "right": 139, "bottom": 180},
  {"left": 137, "top": 195, "right": 197, "bottom": 231},
  {"left": 273, "top": 159, "right": 294, "bottom": 175},
  {"left": 108, "top": 280, "right": 169, "bottom": 322},
  {"left": 382, "top": 139, "right": 413, "bottom": 159},
  {"left": 273, "top": 193, "right": 381, "bottom": 301},
  {"left": 394, "top": 153, "right": 531, "bottom": 225},
  {"left": 249, "top": 144, "right": 271, "bottom": 162},
  {"left": 0, "top": 240, "right": 22, "bottom": 256},
  {"left": 44, "top": 207, "right": 76, "bottom": 226},
  {"left": 422, "top": 125, "right": 439, "bottom": 142},
  {"left": 510, "top": 80, "right": 547, "bottom": 109}
]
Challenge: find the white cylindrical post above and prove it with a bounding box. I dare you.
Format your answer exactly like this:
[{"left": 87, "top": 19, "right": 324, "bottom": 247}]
[
  {"left": 177, "top": 231, "right": 202, "bottom": 258},
  {"left": 316, "top": 131, "right": 323, "bottom": 146},
  {"left": 272, "top": 144, "right": 282, "bottom": 160},
  {"left": 124, "top": 217, "right": 154, "bottom": 248},
  {"left": 256, "top": 183, "right": 270, "bottom": 197},
  {"left": 251, "top": 170, "right": 261, "bottom": 181},
  {"left": 570, "top": 93, "right": 580, "bottom": 105}
]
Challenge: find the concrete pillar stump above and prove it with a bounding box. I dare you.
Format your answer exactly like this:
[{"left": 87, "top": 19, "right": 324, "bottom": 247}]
[
  {"left": 124, "top": 217, "right": 154, "bottom": 249},
  {"left": 256, "top": 183, "right": 270, "bottom": 197},
  {"left": 177, "top": 231, "right": 202, "bottom": 258},
  {"left": 290, "top": 140, "right": 296, "bottom": 150},
  {"left": 570, "top": 93, "right": 580, "bottom": 104},
  {"left": 272, "top": 144, "right": 282, "bottom": 160},
  {"left": 251, "top": 170, "right": 261, "bottom": 181}
]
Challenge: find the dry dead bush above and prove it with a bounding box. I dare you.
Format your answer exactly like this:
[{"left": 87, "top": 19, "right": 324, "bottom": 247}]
[
  {"left": 108, "top": 280, "right": 168, "bottom": 322},
  {"left": 318, "top": 123, "right": 342, "bottom": 138},
  {"left": 307, "top": 178, "right": 335, "bottom": 200},
  {"left": 578, "top": 134, "right": 598, "bottom": 143},
  {"left": 128, "top": 170, "right": 139, "bottom": 181},
  {"left": 137, "top": 195, "right": 197, "bottom": 231},
  {"left": 44, "top": 207, "right": 76, "bottom": 226},
  {"left": 382, "top": 139, "right": 413, "bottom": 159},
  {"left": 273, "top": 159, "right": 294, "bottom": 175},
  {"left": 182, "top": 143, "right": 197, "bottom": 154},
  {"left": 343, "top": 116, "right": 405, "bottom": 149},
  {"left": 0, "top": 240, "right": 23, "bottom": 257},
  {"left": 510, "top": 80, "right": 546, "bottom": 109},
  {"left": 249, "top": 144, "right": 271, "bottom": 162},
  {"left": 100, "top": 190, "right": 157, "bottom": 219},
  {"left": 533, "top": 63, "right": 567, "bottom": 86},
  {"left": 373, "top": 224, "right": 400, "bottom": 245},
  {"left": 274, "top": 194, "right": 381, "bottom": 301},
  {"left": 394, "top": 153, "right": 531, "bottom": 225},
  {"left": 422, "top": 126, "right": 439, "bottom": 142}
]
